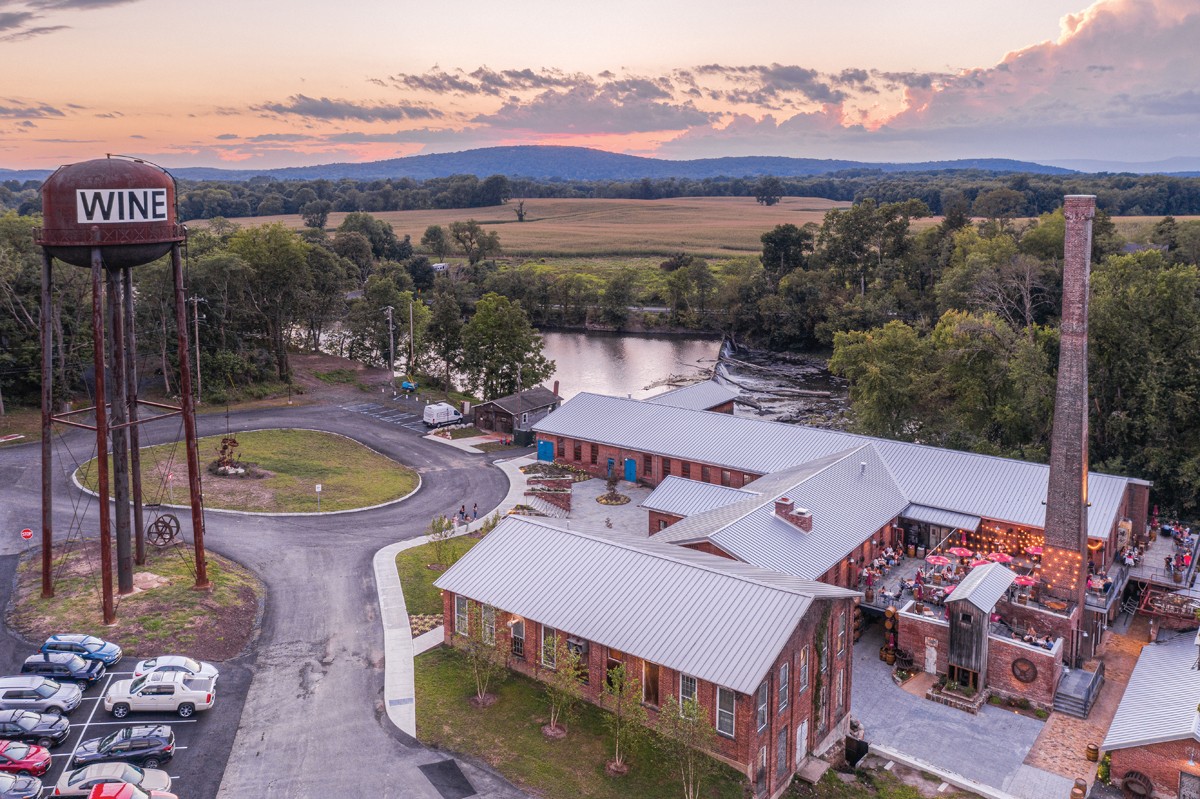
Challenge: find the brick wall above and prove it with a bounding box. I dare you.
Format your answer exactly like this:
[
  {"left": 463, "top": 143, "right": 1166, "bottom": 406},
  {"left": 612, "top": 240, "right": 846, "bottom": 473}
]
[
  {"left": 648, "top": 510, "right": 682, "bottom": 534},
  {"left": 897, "top": 611, "right": 950, "bottom": 674},
  {"left": 985, "top": 637, "right": 1060, "bottom": 708},
  {"left": 997, "top": 598, "right": 1077, "bottom": 644},
  {"left": 527, "top": 477, "right": 572, "bottom": 491},
  {"left": 1110, "top": 738, "right": 1200, "bottom": 799},
  {"left": 525, "top": 489, "right": 571, "bottom": 513},
  {"left": 542, "top": 435, "right": 761, "bottom": 488},
  {"left": 442, "top": 589, "right": 855, "bottom": 798},
  {"left": 684, "top": 541, "right": 738, "bottom": 560}
]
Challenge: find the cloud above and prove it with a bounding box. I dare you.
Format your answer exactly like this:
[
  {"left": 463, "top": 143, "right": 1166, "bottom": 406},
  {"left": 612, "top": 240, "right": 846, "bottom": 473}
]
[
  {"left": 25, "top": 0, "right": 139, "bottom": 8},
  {"left": 0, "top": 101, "right": 64, "bottom": 118},
  {"left": 0, "top": 24, "right": 65, "bottom": 42},
  {"left": 254, "top": 94, "right": 442, "bottom": 122},
  {"left": 0, "top": 10, "right": 34, "bottom": 29},
  {"left": 473, "top": 84, "right": 716, "bottom": 134}
]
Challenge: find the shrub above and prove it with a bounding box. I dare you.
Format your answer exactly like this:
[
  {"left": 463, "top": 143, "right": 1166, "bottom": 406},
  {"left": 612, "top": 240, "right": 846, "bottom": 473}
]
[
  {"left": 1034, "top": 708, "right": 1049, "bottom": 719},
  {"left": 988, "top": 695, "right": 1003, "bottom": 705}
]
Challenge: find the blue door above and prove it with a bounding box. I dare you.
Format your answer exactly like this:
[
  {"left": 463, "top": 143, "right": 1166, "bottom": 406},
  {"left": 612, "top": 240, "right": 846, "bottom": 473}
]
[
  {"left": 624, "top": 458, "right": 636, "bottom": 482},
  {"left": 537, "top": 440, "right": 554, "bottom": 462},
  {"left": 606, "top": 458, "right": 615, "bottom": 477}
]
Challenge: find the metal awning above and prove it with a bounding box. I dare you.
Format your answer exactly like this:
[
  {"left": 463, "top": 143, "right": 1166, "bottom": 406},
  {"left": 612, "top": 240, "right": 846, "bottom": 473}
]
[{"left": 901, "top": 503, "right": 981, "bottom": 531}]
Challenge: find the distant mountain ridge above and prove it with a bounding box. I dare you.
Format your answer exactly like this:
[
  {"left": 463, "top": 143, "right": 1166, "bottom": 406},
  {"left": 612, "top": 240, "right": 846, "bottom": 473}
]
[{"left": 1, "top": 145, "right": 1077, "bottom": 183}]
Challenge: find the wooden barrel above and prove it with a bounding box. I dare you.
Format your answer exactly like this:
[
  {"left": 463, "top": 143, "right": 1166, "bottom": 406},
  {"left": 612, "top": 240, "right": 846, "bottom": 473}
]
[
  {"left": 1075, "top": 778, "right": 1088, "bottom": 790},
  {"left": 885, "top": 605, "right": 897, "bottom": 618},
  {"left": 1086, "top": 744, "right": 1099, "bottom": 762},
  {"left": 884, "top": 618, "right": 895, "bottom": 631},
  {"left": 884, "top": 649, "right": 896, "bottom": 665},
  {"left": 1070, "top": 786, "right": 1085, "bottom": 799}
]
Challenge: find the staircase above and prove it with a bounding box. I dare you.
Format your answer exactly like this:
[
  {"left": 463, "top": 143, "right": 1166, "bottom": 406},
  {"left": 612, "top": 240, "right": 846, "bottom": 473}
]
[
  {"left": 1053, "top": 662, "right": 1105, "bottom": 718},
  {"left": 520, "top": 496, "right": 569, "bottom": 519}
]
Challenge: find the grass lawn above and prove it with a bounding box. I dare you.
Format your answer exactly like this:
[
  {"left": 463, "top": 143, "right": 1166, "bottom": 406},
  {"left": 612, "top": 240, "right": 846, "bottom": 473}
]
[
  {"left": 76, "top": 428, "right": 418, "bottom": 513},
  {"left": 415, "top": 646, "right": 746, "bottom": 799},
  {"left": 9, "top": 544, "right": 260, "bottom": 661},
  {"left": 791, "top": 767, "right": 978, "bottom": 798},
  {"left": 445, "top": 426, "right": 485, "bottom": 440},
  {"left": 396, "top": 537, "right": 481, "bottom": 616},
  {"left": 0, "top": 408, "right": 40, "bottom": 447}
]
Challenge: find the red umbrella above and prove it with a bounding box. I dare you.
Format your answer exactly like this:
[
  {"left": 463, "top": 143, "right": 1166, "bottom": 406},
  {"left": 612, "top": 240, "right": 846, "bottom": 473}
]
[
  {"left": 1014, "top": 575, "right": 1037, "bottom": 586},
  {"left": 944, "top": 585, "right": 955, "bottom": 594},
  {"left": 926, "top": 554, "right": 951, "bottom": 566},
  {"left": 988, "top": 552, "right": 1014, "bottom": 563},
  {"left": 969, "top": 559, "right": 990, "bottom": 568},
  {"left": 1025, "top": 546, "right": 1043, "bottom": 556},
  {"left": 947, "top": 547, "right": 973, "bottom": 558}
]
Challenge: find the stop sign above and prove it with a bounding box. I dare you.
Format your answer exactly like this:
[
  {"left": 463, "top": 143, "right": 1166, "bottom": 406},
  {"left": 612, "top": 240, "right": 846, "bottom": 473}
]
[{"left": 20, "top": 528, "right": 32, "bottom": 541}]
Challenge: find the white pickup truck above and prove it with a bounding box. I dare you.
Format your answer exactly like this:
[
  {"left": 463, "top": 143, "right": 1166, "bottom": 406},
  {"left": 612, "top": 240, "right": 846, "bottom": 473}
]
[{"left": 104, "top": 671, "right": 215, "bottom": 718}]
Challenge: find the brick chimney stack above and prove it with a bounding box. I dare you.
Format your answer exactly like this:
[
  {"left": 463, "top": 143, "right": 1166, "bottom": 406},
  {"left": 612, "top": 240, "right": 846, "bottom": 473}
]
[
  {"left": 1042, "top": 195, "right": 1095, "bottom": 614},
  {"left": 775, "top": 497, "right": 813, "bottom": 532}
]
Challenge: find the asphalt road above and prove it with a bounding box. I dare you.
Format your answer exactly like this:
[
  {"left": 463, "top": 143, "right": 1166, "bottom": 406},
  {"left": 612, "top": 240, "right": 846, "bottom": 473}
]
[{"left": 0, "top": 403, "right": 527, "bottom": 799}]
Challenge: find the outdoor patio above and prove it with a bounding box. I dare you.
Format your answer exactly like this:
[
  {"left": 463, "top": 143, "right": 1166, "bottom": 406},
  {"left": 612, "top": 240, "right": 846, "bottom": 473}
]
[{"left": 1126, "top": 528, "right": 1200, "bottom": 587}]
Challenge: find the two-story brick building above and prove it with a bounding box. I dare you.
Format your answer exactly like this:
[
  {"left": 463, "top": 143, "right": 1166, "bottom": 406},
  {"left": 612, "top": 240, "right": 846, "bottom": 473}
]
[{"left": 435, "top": 516, "right": 860, "bottom": 799}]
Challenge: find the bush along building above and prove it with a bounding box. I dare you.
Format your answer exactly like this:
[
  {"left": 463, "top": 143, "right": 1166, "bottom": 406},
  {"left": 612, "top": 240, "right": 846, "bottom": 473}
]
[{"left": 435, "top": 516, "right": 859, "bottom": 798}]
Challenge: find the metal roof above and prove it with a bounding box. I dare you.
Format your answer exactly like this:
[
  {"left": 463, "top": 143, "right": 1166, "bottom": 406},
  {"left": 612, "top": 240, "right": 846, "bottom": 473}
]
[
  {"left": 1103, "top": 636, "right": 1200, "bottom": 750},
  {"left": 946, "top": 563, "right": 1015, "bottom": 611},
  {"left": 646, "top": 380, "right": 739, "bottom": 411},
  {"left": 902, "top": 504, "right": 981, "bottom": 531},
  {"left": 654, "top": 445, "right": 910, "bottom": 581},
  {"left": 478, "top": 386, "right": 560, "bottom": 415},
  {"left": 434, "top": 516, "right": 858, "bottom": 695},
  {"left": 640, "top": 476, "right": 755, "bottom": 516},
  {"left": 534, "top": 393, "right": 1135, "bottom": 539}
]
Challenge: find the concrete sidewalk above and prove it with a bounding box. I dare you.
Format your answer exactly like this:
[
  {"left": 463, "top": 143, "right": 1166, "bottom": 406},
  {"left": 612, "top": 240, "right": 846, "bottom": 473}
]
[{"left": 373, "top": 454, "right": 536, "bottom": 736}]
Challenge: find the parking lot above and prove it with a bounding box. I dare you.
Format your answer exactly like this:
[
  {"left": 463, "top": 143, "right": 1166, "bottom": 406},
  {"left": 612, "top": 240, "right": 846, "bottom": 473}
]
[
  {"left": 2, "top": 655, "right": 250, "bottom": 799},
  {"left": 341, "top": 397, "right": 431, "bottom": 432}
]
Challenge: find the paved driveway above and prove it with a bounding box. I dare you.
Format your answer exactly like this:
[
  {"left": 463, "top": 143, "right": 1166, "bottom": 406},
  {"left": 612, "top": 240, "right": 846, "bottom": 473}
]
[{"left": 0, "top": 403, "right": 527, "bottom": 799}]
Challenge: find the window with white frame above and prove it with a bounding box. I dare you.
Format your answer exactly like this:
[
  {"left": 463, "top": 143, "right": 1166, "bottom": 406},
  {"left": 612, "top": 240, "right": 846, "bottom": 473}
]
[
  {"left": 511, "top": 620, "right": 525, "bottom": 658},
  {"left": 541, "top": 626, "right": 557, "bottom": 668},
  {"left": 778, "top": 662, "right": 789, "bottom": 710},
  {"left": 837, "top": 611, "right": 847, "bottom": 655},
  {"left": 716, "top": 687, "right": 735, "bottom": 737},
  {"left": 680, "top": 673, "right": 698, "bottom": 706},
  {"left": 799, "top": 647, "right": 809, "bottom": 692},
  {"left": 454, "top": 596, "right": 469, "bottom": 636},
  {"left": 836, "top": 668, "right": 846, "bottom": 713},
  {"left": 482, "top": 605, "right": 495, "bottom": 645},
  {"left": 756, "top": 680, "right": 769, "bottom": 731}
]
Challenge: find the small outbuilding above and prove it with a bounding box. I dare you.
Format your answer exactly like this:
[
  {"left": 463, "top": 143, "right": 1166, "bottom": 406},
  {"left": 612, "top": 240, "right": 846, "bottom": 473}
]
[
  {"left": 473, "top": 384, "right": 561, "bottom": 438},
  {"left": 944, "top": 563, "right": 1015, "bottom": 692}
]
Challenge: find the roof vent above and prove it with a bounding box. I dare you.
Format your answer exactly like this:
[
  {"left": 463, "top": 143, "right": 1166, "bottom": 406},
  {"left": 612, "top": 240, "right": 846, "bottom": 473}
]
[
  {"left": 860, "top": 461, "right": 867, "bottom": 475},
  {"left": 775, "top": 497, "right": 812, "bottom": 532}
]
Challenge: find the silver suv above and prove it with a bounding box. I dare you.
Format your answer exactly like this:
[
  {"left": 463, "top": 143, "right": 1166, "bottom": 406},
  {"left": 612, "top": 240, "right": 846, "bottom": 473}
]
[{"left": 0, "top": 675, "right": 83, "bottom": 715}]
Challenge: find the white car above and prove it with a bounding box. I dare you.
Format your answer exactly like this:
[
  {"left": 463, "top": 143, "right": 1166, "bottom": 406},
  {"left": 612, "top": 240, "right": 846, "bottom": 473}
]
[
  {"left": 55, "top": 762, "right": 172, "bottom": 797},
  {"left": 131, "top": 656, "right": 218, "bottom": 683}
]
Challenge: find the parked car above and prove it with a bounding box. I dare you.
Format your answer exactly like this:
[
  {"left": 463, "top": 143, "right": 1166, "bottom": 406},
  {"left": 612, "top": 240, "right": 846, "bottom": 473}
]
[
  {"left": 87, "top": 784, "right": 176, "bottom": 799},
  {"left": 0, "top": 741, "right": 49, "bottom": 777},
  {"left": 40, "top": 636, "right": 122, "bottom": 666},
  {"left": 0, "top": 773, "right": 40, "bottom": 799},
  {"left": 0, "top": 677, "right": 82, "bottom": 715},
  {"left": 70, "top": 726, "right": 174, "bottom": 769},
  {"left": 21, "top": 653, "right": 105, "bottom": 686},
  {"left": 423, "top": 402, "right": 463, "bottom": 428},
  {"left": 0, "top": 710, "right": 68, "bottom": 747},
  {"left": 54, "top": 763, "right": 172, "bottom": 798},
  {"left": 105, "top": 672, "right": 215, "bottom": 719},
  {"left": 131, "top": 656, "right": 218, "bottom": 683}
]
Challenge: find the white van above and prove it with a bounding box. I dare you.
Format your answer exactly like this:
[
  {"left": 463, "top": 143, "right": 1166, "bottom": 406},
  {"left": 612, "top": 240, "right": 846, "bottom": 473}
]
[{"left": 423, "top": 402, "right": 464, "bottom": 428}]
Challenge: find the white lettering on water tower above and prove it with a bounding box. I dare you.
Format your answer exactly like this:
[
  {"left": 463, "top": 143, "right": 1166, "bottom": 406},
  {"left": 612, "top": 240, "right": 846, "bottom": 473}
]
[{"left": 76, "top": 188, "right": 169, "bottom": 223}]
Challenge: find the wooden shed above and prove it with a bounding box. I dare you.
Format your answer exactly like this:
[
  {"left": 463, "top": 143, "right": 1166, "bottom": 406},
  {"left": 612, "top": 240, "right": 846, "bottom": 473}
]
[
  {"left": 474, "top": 385, "right": 561, "bottom": 435},
  {"left": 945, "top": 563, "right": 1016, "bottom": 691}
]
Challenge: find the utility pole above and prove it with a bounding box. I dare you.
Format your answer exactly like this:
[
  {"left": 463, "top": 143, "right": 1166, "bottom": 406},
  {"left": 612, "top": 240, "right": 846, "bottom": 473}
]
[
  {"left": 188, "top": 296, "right": 205, "bottom": 404},
  {"left": 384, "top": 305, "right": 396, "bottom": 397},
  {"left": 408, "top": 300, "right": 415, "bottom": 378}
]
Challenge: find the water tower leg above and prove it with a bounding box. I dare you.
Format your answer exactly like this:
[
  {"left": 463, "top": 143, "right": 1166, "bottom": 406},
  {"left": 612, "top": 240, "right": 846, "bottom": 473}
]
[
  {"left": 106, "top": 267, "right": 133, "bottom": 596},
  {"left": 171, "top": 244, "right": 209, "bottom": 590},
  {"left": 91, "top": 248, "right": 115, "bottom": 625},
  {"left": 123, "top": 267, "right": 145, "bottom": 566},
  {"left": 40, "top": 251, "right": 53, "bottom": 599}
]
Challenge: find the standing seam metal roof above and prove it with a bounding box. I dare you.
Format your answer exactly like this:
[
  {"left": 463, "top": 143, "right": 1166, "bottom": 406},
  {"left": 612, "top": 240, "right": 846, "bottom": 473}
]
[
  {"left": 1103, "top": 636, "right": 1200, "bottom": 750},
  {"left": 533, "top": 393, "right": 1135, "bottom": 539},
  {"left": 433, "top": 516, "right": 857, "bottom": 695},
  {"left": 640, "top": 476, "right": 756, "bottom": 516},
  {"left": 646, "top": 380, "right": 739, "bottom": 411},
  {"left": 945, "top": 563, "right": 1016, "bottom": 611}
]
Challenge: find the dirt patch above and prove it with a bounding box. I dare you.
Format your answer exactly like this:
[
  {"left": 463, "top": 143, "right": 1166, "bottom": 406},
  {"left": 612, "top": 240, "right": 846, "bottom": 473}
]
[
  {"left": 541, "top": 724, "right": 568, "bottom": 740},
  {"left": 468, "top": 693, "right": 498, "bottom": 709},
  {"left": 8, "top": 545, "right": 262, "bottom": 662}
]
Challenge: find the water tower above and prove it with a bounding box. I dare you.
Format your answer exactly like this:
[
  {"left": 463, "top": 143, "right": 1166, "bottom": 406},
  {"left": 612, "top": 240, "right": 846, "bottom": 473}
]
[{"left": 35, "top": 156, "right": 209, "bottom": 625}]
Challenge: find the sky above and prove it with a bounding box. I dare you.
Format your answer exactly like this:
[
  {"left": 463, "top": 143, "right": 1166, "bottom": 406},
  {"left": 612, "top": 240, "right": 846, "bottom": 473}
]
[{"left": 0, "top": 0, "right": 1196, "bottom": 171}]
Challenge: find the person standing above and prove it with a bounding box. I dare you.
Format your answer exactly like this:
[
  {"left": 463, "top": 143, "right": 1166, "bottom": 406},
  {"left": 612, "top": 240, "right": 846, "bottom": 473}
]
[{"left": 472, "top": 503, "right": 479, "bottom": 521}]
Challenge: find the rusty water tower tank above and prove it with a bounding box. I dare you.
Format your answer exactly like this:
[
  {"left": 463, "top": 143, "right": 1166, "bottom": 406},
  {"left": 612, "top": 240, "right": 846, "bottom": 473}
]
[{"left": 36, "top": 156, "right": 184, "bottom": 268}]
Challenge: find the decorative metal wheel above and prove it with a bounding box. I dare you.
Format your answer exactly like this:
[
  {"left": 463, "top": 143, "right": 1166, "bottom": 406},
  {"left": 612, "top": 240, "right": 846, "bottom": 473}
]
[
  {"left": 1011, "top": 657, "right": 1038, "bottom": 683},
  {"left": 147, "top": 514, "right": 180, "bottom": 547}
]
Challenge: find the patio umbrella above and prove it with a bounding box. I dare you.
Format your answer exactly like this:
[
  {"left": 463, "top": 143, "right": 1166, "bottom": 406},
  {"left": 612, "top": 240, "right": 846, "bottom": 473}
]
[
  {"left": 1014, "top": 575, "right": 1038, "bottom": 587},
  {"left": 1025, "top": 546, "right": 1043, "bottom": 556},
  {"left": 947, "top": 547, "right": 973, "bottom": 558},
  {"left": 944, "top": 585, "right": 955, "bottom": 594},
  {"left": 969, "top": 559, "right": 990, "bottom": 568},
  {"left": 925, "top": 554, "right": 951, "bottom": 566},
  {"left": 988, "top": 552, "right": 1014, "bottom": 563}
]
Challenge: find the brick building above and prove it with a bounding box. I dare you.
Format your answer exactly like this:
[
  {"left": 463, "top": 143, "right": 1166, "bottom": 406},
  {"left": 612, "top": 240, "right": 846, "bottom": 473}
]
[
  {"left": 1103, "top": 635, "right": 1200, "bottom": 798},
  {"left": 435, "top": 516, "right": 859, "bottom": 799}
]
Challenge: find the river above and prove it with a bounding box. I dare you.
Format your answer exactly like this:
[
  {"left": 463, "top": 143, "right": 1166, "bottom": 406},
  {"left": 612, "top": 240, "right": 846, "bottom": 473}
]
[{"left": 539, "top": 331, "right": 720, "bottom": 400}]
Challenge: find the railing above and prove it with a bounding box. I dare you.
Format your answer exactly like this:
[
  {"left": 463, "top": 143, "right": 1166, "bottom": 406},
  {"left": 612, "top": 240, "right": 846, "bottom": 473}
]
[{"left": 1084, "top": 562, "right": 1129, "bottom": 611}]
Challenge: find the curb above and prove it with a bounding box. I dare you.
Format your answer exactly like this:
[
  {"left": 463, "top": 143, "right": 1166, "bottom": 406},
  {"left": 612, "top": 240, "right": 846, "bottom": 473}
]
[{"left": 868, "top": 743, "right": 1017, "bottom": 799}]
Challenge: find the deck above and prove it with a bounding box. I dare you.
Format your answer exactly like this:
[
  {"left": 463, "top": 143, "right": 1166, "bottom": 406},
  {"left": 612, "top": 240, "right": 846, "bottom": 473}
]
[{"left": 1125, "top": 530, "right": 1199, "bottom": 589}]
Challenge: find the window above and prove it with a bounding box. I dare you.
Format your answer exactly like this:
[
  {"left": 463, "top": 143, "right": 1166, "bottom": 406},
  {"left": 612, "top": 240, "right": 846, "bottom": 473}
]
[
  {"left": 701, "top": 465, "right": 711, "bottom": 482},
  {"left": 590, "top": 444, "right": 598, "bottom": 465},
  {"left": 778, "top": 662, "right": 789, "bottom": 710},
  {"left": 820, "top": 625, "right": 829, "bottom": 674},
  {"left": 482, "top": 605, "right": 495, "bottom": 646},
  {"left": 776, "top": 728, "right": 788, "bottom": 777},
  {"left": 541, "top": 626, "right": 557, "bottom": 668},
  {"left": 682, "top": 462, "right": 691, "bottom": 478},
  {"left": 680, "top": 673, "right": 697, "bottom": 706},
  {"left": 756, "top": 746, "right": 768, "bottom": 795},
  {"left": 521, "top": 412, "right": 528, "bottom": 425},
  {"left": 643, "top": 661, "right": 660, "bottom": 706},
  {"left": 836, "top": 668, "right": 845, "bottom": 714},
  {"left": 959, "top": 612, "right": 972, "bottom": 625},
  {"left": 573, "top": 442, "right": 582, "bottom": 461},
  {"left": 837, "top": 612, "right": 846, "bottom": 656},
  {"left": 606, "top": 649, "right": 624, "bottom": 689},
  {"left": 643, "top": 453, "right": 652, "bottom": 475},
  {"left": 454, "top": 596, "right": 469, "bottom": 636},
  {"left": 799, "top": 647, "right": 809, "bottom": 692},
  {"left": 657, "top": 519, "right": 667, "bottom": 532},
  {"left": 662, "top": 458, "right": 671, "bottom": 477},
  {"left": 556, "top": 438, "right": 564, "bottom": 457},
  {"left": 716, "top": 687, "right": 736, "bottom": 737},
  {"left": 756, "top": 681, "right": 769, "bottom": 731},
  {"left": 511, "top": 621, "right": 525, "bottom": 658},
  {"left": 721, "top": 469, "right": 731, "bottom": 487}
]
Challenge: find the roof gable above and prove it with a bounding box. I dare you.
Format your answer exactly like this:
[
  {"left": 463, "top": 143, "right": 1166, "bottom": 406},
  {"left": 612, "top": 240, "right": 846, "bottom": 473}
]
[
  {"left": 1104, "top": 636, "right": 1200, "bottom": 750},
  {"left": 946, "top": 563, "right": 1015, "bottom": 611}
]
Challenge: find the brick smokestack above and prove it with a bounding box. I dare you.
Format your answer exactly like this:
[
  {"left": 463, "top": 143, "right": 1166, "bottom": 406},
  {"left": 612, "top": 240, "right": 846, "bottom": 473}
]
[{"left": 1042, "top": 195, "right": 1095, "bottom": 611}]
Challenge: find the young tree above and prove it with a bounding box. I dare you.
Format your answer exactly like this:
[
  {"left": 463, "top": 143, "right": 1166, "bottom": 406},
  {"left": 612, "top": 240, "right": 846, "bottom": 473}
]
[
  {"left": 602, "top": 663, "right": 646, "bottom": 774},
  {"left": 655, "top": 695, "right": 717, "bottom": 799},
  {"left": 462, "top": 602, "right": 506, "bottom": 706},
  {"left": 542, "top": 635, "right": 584, "bottom": 737},
  {"left": 460, "top": 293, "right": 553, "bottom": 400},
  {"left": 427, "top": 514, "right": 455, "bottom": 569}
]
